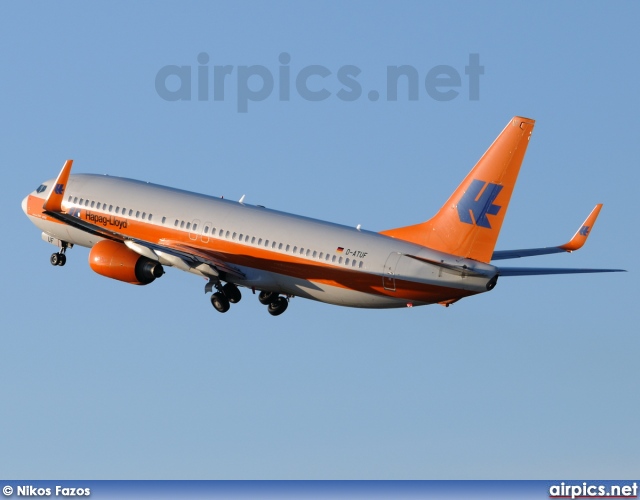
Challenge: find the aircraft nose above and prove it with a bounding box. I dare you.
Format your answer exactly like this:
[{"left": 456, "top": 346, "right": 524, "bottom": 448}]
[{"left": 21, "top": 195, "right": 29, "bottom": 215}]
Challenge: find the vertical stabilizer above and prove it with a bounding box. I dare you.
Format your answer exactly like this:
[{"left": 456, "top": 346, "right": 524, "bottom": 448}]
[{"left": 380, "top": 117, "right": 535, "bottom": 263}]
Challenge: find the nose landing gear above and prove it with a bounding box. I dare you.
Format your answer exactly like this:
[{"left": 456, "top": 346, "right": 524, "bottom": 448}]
[{"left": 50, "top": 242, "right": 70, "bottom": 267}]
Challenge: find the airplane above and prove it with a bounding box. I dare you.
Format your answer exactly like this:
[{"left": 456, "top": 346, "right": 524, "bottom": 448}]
[{"left": 21, "top": 116, "right": 624, "bottom": 316}]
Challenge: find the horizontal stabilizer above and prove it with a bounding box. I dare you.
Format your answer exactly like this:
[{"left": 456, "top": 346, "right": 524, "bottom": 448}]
[
  {"left": 492, "top": 204, "right": 603, "bottom": 260},
  {"left": 496, "top": 267, "right": 625, "bottom": 276}
]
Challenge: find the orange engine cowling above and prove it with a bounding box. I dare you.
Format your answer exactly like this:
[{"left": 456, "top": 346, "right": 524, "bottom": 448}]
[{"left": 89, "top": 240, "right": 164, "bottom": 285}]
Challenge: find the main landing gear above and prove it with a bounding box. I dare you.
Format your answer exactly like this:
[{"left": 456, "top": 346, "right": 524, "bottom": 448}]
[
  {"left": 259, "top": 291, "right": 289, "bottom": 316},
  {"left": 209, "top": 281, "right": 242, "bottom": 313},
  {"left": 206, "top": 280, "right": 290, "bottom": 316},
  {"left": 50, "top": 242, "right": 70, "bottom": 267}
]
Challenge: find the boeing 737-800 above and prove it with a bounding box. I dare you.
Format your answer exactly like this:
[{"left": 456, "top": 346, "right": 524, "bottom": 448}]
[{"left": 21, "top": 117, "right": 624, "bottom": 316}]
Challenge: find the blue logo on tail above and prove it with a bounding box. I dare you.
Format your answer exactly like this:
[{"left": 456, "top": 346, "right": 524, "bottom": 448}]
[
  {"left": 457, "top": 179, "right": 503, "bottom": 228},
  {"left": 579, "top": 225, "right": 590, "bottom": 236},
  {"left": 54, "top": 183, "right": 64, "bottom": 194}
]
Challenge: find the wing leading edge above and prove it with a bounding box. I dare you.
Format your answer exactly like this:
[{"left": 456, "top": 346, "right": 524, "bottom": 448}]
[
  {"left": 496, "top": 267, "right": 625, "bottom": 277},
  {"left": 491, "top": 204, "right": 604, "bottom": 260},
  {"left": 40, "top": 159, "right": 246, "bottom": 282},
  {"left": 491, "top": 204, "right": 625, "bottom": 276}
]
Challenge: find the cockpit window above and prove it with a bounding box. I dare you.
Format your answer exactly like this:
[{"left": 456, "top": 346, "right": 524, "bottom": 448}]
[{"left": 36, "top": 184, "right": 47, "bottom": 194}]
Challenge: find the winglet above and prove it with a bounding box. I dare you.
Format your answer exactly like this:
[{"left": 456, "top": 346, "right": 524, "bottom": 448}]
[
  {"left": 559, "top": 204, "right": 602, "bottom": 252},
  {"left": 42, "top": 160, "right": 73, "bottom": 212}
]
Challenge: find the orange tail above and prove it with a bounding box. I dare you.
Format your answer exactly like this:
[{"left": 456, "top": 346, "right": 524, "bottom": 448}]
[{"left": 380, "top": 116, "right": 535, "bottom": 263}]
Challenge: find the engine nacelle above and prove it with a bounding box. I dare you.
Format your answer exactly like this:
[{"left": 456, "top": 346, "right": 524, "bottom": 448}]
[{"left": 89, "top": 240, "right": 164, "bottom": 285}]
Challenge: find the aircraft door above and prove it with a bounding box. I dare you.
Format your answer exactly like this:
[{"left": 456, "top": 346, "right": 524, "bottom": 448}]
[
  {"left": 383, "top": 252, "right": 403, "bottom": 291},
  {"left": 201, "top": 221, "right": 212, "bottom": 243},
  {"left": 189, "top": 219, "right": 201, "bottom": 241}
]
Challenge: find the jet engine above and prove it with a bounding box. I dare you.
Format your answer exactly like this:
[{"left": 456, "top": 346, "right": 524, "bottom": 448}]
[{"left": 89, "top": 240, "right": 164, "bottom": 285}]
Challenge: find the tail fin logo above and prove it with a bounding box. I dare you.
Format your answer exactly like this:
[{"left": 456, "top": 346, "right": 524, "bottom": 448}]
[
  {"left": 456, "top": 179, "right": 503, "bottom": 229},
  {"left": 579, "top": 225, "right": 590, "bottom": 236},
  {"left": 54, "top": 183, "right": 65, "bottom": 195}
]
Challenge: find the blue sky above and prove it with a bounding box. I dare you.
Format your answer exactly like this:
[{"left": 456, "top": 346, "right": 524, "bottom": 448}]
[{"left": 1, "top": 2, "right": 638, "bottom": 479}]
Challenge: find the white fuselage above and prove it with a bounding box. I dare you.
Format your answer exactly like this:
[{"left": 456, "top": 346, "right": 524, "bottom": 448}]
[{"left": 23, "top": 174, "right": 497, "bottom": 309}]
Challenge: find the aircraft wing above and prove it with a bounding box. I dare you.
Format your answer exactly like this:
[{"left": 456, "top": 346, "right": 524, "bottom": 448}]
[
  {"left": 130, "top": 238, "right": 246, "bottom": 281},
  {"left": 41, "top": 160, "right": 245, "bottom": 281},
  {"left": 491, "top": 204, "right": 603, "bottom": 260},
  {"left": 496, "top": 266, "right": 625, "bottom": 276}
]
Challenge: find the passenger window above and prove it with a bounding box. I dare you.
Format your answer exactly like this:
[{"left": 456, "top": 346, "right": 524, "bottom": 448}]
[
  {"left": 68, "top": 196, "right": 73, "bottom": 202},
  {"left": 149, "top": 214, "right": 153, "bottom": 221},
  {"left": 258, "top": 238, "right": 262, "bottom": 245},
  {"left": 193, "top": 223, "right": 198, "bottom": 231},
  {"left": 339, "top": 257, "right": 343, "bottom": 264},
  {"left": 300, "top": 248, "right": 304, "bottom": 255},
  {"left": 306, "top": 249, "right": 311, "bottom": 257},
  {"left": 251, "top": 237, "right": 256, "bottom": 244},
  {"left": 245, "top": 235, "right": 249, "bottom": 242},
  {"left": 219, "top": 229, "right": 224, "bottom": 236},
  {"left": 186, "top": 222, "right": 191, "bottom": 230},
  {"left": 332, "top": 255, "right": 336, "bottom": 263},
  {"left": 232, "top": 232, "right": 237, "bottom": 241},
  {"left": 79, "top": 198, "right": 84, "bottom": 205},
  {"left": 204, "top": 226, "right": 209, "bottom": 234},
  {"left": 345, "top": 258, "right": 350, "bottom": 266},
  {"left": 136, "top": 211, "right": 140, "bottom": 218},
  {"left": 85, "top": 200, "right": 90, "bottom": 207},
  {"left": 359, "top": 261, "right": 363, "bottom": 268},
  {"left": 272, "top": 242, "right": 276, "bottom": 249},
  {"left": 278, "top": 243, "right": 283, "bottom": 250},
  {"left": 142, "top": 212, "right": 146, "bottom": 220},
  {"left": 74, "top": 197, "right": 78, "bottom": 203},
  {"left": 312, "top": 251, "right": 317, "bottom": 258},
  {"left": 286, "top": 244, "right": 290, "bottom": 252},
  {"left": 293, "top": 246, "right": 297, "bottom": 253},
  {"left": 239, "top": 233, "right": 243, "bottom": 240},
  {"left": 115, "top": 207, "right": 120, "bottom": 214},
  {"left": 162, "top": 216, "right": 167, "bottom": 224},
  {"left": 325, "top": 254, "right": 330, "bottom": 261},
  {"left": 174, "top": 220, "right": 179, "bottom": 227},
  {"left": 129, "top": 209, "right": 133, "bottom": 216},
  {"left": 109, "top": 205, "right": 113, "bottom": 212},
  {"left": 226, "top": 231, "right": 230, "bottom": 238},
  {"left": 180, "top": 221, "right": 185, "bottom": 228},
  {"left": 90, "top": 201, "right": 95, "bottom": 208}
]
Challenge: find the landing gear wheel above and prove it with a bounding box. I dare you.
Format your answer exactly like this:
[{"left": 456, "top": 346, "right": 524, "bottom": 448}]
[
  {"left": 268, "top": 296, "right": 288, "bottom": 316},
  {"left": 211, "top": 292, "right": 230, "bottom": 313},
  {"left": 222, "top": 283, "right": 242, "bottom": 304},
  {"left": 259, "top": 291, "right": 278, "bottom": 305},
  {"left": 50, "top": 252, "right": 66, "bottom": 266}
]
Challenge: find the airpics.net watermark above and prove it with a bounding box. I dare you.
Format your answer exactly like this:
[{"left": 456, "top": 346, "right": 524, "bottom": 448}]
[{"left": 155, "top": 52, "right": 484, "bottom": 112}]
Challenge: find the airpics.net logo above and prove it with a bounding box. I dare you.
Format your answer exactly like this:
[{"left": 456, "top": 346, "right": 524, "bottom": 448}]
[{"left": 155, "top": 52, "right": 484, "bottom": 112}]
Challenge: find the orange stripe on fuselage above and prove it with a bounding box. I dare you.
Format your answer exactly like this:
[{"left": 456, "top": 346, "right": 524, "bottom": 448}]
[
  {"left": 28, "top": 195, "right": 477, "bottom": 304},
  {"left": 27, "top": 194, "right": 65, "bottom": 224}
]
